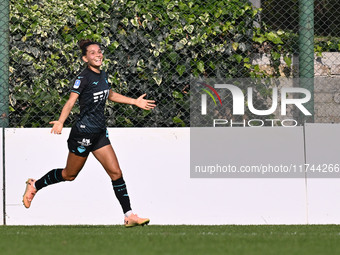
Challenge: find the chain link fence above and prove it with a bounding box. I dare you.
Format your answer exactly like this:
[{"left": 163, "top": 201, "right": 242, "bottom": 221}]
[
  {"left": 2, "top": 0, "right": 340, "bottom": 128},
  {"left": 261, "top": 0, "right": 340, "bottom": 124}
]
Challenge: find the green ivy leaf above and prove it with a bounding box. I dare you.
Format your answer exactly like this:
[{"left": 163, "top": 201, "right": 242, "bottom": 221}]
[
  {"left": 284, "top": 56, "right": 292, "bottom": 67},
  {"left": 167, "top": 2, "right": 175, "bottom": 10},
  {"left": 232, "top": 42, "right": 239, "bottom": 51},
  {"left": 184, "top": 25, "right": 194, "bottom": 34},
  {"left": 127, "top": 1, "right": 136, "bottom": 8},
  {"left": 152, "top": 74, "right": 162, "bottom": 86},
  {"left": 266, "top": 32, "right": 283, "bottom": 44},
  {"left": 173, "top": 116, "right": 186, "bottom": 127},
  {"left": 197, "top": 61, "right": 205, "bottom": 73},
  {"left": 172, "top": 91, "right": 183, "bottom": 99},
  {"left": 271, "top": 51, "right": 281, "bottom": 61},
  {"left": 168, "top": 52, "right": 178, "bottom": 63},
  {"left": 234, "top": 54, "right": 243, "bottom": 64},
  {"left": 176, "top": 65, "right": 186, "bottom": 76},
  {"left": 130, "top": 17, "right": 139, "bottom": 27},
  {"left": 32, "top": 4, "right": 39, "bottom": 11}
]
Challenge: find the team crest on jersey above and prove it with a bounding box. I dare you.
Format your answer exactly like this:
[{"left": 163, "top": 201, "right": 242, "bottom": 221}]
[{"left": 73, "top": 79, "right": 81, "bottom": 89}]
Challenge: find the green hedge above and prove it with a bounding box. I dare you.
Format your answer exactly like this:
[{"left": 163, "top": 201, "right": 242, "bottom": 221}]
[{"left": 10, "top": 0, "right": 291, "bottom": 127}]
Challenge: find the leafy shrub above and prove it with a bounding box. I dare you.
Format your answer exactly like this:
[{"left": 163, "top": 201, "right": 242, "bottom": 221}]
[{"left": 9, "top": 0, "right": 290, "bottom": 127}]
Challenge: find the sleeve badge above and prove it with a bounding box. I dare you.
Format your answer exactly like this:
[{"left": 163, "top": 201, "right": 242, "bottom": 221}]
[{"left": 73, "top": 79, "right": 81, "bottom": 89}]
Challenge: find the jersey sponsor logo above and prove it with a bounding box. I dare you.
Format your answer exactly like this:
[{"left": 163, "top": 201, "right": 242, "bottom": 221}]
[
  {"left": 93, "top": 89, "right": 109, "bottom": 102},
  {"left": 73, "top": 79, "right": 81, "bottom": 89},
  {"left": 78, "top": 138, "right": 92, "bottom": 147}
]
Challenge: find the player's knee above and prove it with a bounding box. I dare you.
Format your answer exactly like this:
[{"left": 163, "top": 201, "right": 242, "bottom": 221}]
[
  {"left": 113, "top": 172, "right": 122, "bottom": 180},
  {"left": 62, "top": 170, "right": 78, "bottom": 181},
  {"left": 110, "top": 169, "right": 122, "bottom": 180},
  {"left": 64, "top": 175, "right": 77, "bottom": 181}
]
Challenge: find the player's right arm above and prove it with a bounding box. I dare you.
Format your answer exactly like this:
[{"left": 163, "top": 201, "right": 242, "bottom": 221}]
[{"left": 50, "top": 92, "right": 79, "bottom": 134}]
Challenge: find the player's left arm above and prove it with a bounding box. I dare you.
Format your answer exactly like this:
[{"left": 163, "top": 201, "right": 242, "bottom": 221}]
[{"left": 108, "top": 90, "right": 156, "bottom": 110}]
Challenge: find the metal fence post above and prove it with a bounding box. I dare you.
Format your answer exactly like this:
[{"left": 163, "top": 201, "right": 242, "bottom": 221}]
[
  {"left": 299, "top": 0, "right": 314, "bottom": 123},
  {"left": 0, "top": 0, "right": 8, "bottom": 226},
  {"left": 0, "top": 0, "right": 9, "bottom": 128}
]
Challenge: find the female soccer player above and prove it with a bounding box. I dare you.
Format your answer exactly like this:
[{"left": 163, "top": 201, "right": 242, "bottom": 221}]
[{"left": 23, "top": 39, "right": 156, "bottom": 227}]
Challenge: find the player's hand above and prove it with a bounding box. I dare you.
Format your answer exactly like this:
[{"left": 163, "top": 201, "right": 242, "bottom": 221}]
[
  {"left": 135, "top": 94, "right": 156, "bottom": 110},
  {"left": 49, "top": 120, "right": 63, "bottom": 134}
]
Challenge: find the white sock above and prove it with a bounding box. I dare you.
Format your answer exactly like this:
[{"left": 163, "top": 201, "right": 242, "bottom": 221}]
[{"left": 124, "top": 210, "right": 133, "bottom": 217}]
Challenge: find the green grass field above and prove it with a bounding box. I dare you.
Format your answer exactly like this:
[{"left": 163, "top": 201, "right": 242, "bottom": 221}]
[{"left": 0, "top": 225, "right": 339, "bottom": 255}]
